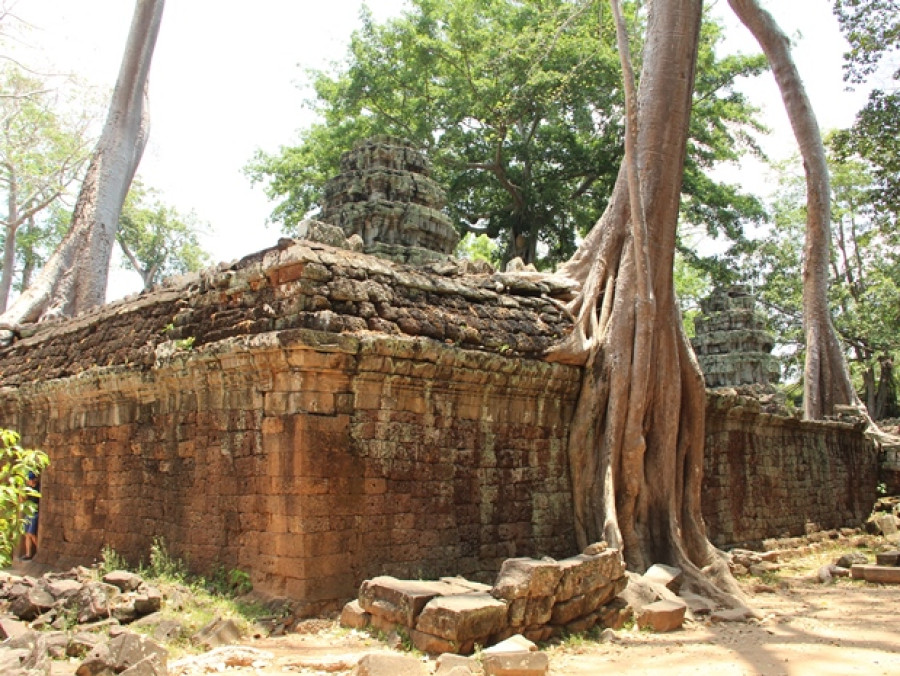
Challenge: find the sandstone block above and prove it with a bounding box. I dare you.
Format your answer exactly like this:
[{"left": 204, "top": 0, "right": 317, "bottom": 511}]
[
  {"left": 359, "top": 577, "right": 455, "bottom": 626},
  {"left": 597, "top": 598, "right": 632, "bottom": 630},
  {"left": 483, "top": 635, "right": 538, "bottom": 654},
  {"left": 636, "top": 600, "right": 686, "bottom": 632},
  {"left": 642, "top": 564, "right": 683, "bottom": 593},
  {"left": 416, "top": 593, "right": 507, "bottom": 643},
  {"left": 554, "top": 550, "right": 624, "bottom": 602},
  {"left": 482, "top": 651, "right": 549, "bottom": 676},
  {"left": 10, "top": 585, "right": 55, "bottom": 621},
  {"left": 340, "top": 600, "right": 371, "bottom": 630},
  {"left": 0, "top": 617, "right": 29, "bottom": 640},
  {"left": 46, "top": 578, "right": 84, "bottom": 601},
  {"left": 407, "top": 628, "right": 465, "bottom": 655},
  {"left": 435, "top": 653, "right": 482, "bottom": 675},
  {"left": 876, "top": 551, "right": 900, "bottom": 567},
  {"left": 76, "top": 632, "right": 167, "bottom": 676},
  {"left": 354, "top": 652, "right": 429, "bottom": 675},
  {"left": 192, "top": 617, "right": 242, "bottom": 649},
  {"left": 550, "top": 579, "right": 620, "bottom": 626},
  {"left": 102, "top": 570, "right": 144, "bottom": 592},
  {"left": 850, "top": 564, "right": 900, "bottom": 584},
  {"left": 491, "top": 559, "right": 562, "bottom": 602},
  {"left": 836, "top": 551, "right": 868, "bottom": 568}
]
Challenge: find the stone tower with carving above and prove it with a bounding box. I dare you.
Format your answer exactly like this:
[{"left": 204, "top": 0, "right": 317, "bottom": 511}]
[
  {"left": 691, "top": 285, "right": 780, "bottom": 388},
  {"left": 321, "top": 136, "right": 459, "bottom": 263}
]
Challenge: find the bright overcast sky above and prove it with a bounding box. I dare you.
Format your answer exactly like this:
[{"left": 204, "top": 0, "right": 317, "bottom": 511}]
[{"left": 7, "top": 0, "right": 870, "bottom": 297}]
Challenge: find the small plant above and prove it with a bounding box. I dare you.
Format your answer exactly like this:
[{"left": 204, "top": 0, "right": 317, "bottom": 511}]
[
  {"left": 98, "top": 544, "right": 129, "bottom": 575},
  {"left": 143, "top": 537, "right": 188, "bottom": 582},
  {"left": 174, "top": 336, "right": 196, "bottom": 351},
  {"left": 0, "top": 428, "right": 50, "bottom": 567},
  {"left": 877, "top": 482, "right": 888, "bottom": 497}
]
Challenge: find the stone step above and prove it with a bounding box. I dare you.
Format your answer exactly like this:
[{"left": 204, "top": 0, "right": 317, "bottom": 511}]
[
  {"left": 850, "top": 564, "right": 900, "bottom": 584},
  {"left": 876, "top": 551, "right": 900, "bottom": 567}
]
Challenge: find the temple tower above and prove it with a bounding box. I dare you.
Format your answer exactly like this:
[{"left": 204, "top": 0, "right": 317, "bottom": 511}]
[
  {"left": 321, "top": 136, "right": 459, "bottom": 263},
  {"left": 691, "top": 285, "right": 780, "bottom": 388}
]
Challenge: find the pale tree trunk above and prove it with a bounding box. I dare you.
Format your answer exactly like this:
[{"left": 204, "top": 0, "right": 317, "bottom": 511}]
[
  {"left": 726, "top": 0, "right": 858, "bottom": 420},
  {"left": 0, "top": 0, "right": 164, "bottom": 325},
  {"left": 549, "top": 0, "right": 745, "bottom": 607}
]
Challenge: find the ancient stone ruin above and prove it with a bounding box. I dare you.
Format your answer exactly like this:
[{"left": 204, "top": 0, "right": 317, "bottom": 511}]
[
  {"left": 321, "top": 136, "right": 459, "bottom": 264},
  {"left": 0, "top": 136, "right": 882, "bottom": 614},
  {"left": 691, "top": 285, "right": 780, "bottom": 388},
  {"left": 341, "top": 544, "right": 627, "bottom": 655}
]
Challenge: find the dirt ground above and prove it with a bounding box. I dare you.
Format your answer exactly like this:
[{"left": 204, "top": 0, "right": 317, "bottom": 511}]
[{"left": 151, "top": 576, "right": 900, "bottom": 676}]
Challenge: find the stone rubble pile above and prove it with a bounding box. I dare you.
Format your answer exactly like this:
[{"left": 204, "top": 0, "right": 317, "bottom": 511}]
[
  {"left": 0, "top": 567, "right": 242, "bottom": 676},
  {"left": 341, "top": 543, "right": 629, "bottom": 655}
]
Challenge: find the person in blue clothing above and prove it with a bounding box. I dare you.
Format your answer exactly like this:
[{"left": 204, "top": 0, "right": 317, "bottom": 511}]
[{"left": 21, "top": 472, "right": 40, "bottom": 561}]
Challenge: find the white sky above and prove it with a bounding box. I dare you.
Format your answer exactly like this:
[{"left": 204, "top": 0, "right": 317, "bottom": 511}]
[{"left": 7, "top": 0, "right": 870, "bottom": 297}]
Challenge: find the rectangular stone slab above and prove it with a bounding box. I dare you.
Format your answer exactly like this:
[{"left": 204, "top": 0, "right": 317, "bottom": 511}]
[
  {"left": 850, "top": 564, "right": 900, "bottom": 584},
  {"left": 415, "top": 593, "right": 508, "bottom": 642},
  {"left": 875, "top": 551, "right": 900, "bottom": 567},
  {"left": 359, "top": 577, "right": 461, "bottom": 626}
]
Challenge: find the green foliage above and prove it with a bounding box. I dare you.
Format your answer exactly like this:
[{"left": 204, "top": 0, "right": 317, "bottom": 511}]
[
  {"left": 737, "top": 139, "right": 900, "bottom": 413},
  {"left": 0, "top": 428, "right": 50, "bottom": 567},
  {"left": 832, "top": 1, "right": 899, "bottom": 227},
  {"left": 456, "top": 232, "right": 501, "bottom": 267},
  {"left": 0, "top": 64, "right": 95, "bottom": 306},
  {"left": 247, "top": 1, "right": 766, "bottom": 268},
  {"left": 117, "top": 179, "right": 212, "bottom": 290},
  {"left": 143, "top": 536, "right": 189, "bottom": 582},
  {"left": 98, "top": 543, "right": 130, "bottom": 575}
]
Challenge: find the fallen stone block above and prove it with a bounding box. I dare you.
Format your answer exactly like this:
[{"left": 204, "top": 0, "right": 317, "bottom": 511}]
[
  {"left": 483, "top": 635, "right": 538, "bottom": 654},
  {"left": 554, "top": 550, "right": 625, "bottom": 602},
  {"left": 192, "top": 617, "right": 242, "bottom": 649},
  {"left": 340, "top": 599, "right": 371, "bottom": 630},
  {"left": 482, "top": 650, "right": 549, "bottom": 676},
  {"left": 10, "top": 585, "right": 55, "bottom": 621},
  {"left": 359, "top": 577, "right": 455, "bottom": 626},
  {"left": 491, "top": 559, "right": 562, "bottom": 602},
  {"left": 46, "top": 578, "right": 83, "bottom": 601},
  {"left": 876, "top": 550, "right": 900, "bottom": 567},
  {"left": 76, "top": 632, "right": 167, "bottom": 676},
  {"left": 407, "top": 628, "right": 467, "bottom": 655},
  {"left": 416, "top": 593, "right": 508, "bottom": 643},
  {"left": 643, "top": 564, "right": 683, "bottom": 593},
  {"left": 102, "top": 570, "right": 144, "bottom": 592},
  {"left": 435, "top": 653, "right": 482, "bottom": 675},
  {"left": 354, "top": 652, "right": 429, "bottom": 675},
  {"left": 71, "top": 582, "right": 120, "bottom": 624},
  {"left": 440, "top": 577, "right": 492, "bottom": 594},
  {"left": 0, "top": 617, "right": 29, "bottom": 640},
  {"left": 850, "top": 564, "right": 900, "bottom": 584},
  {"left": 866, "top": 513, "right": 898, "bottom": 537},
  {"left": 597, "top": 598, "right": 631, "bottom": 630},
  {"left": 636, "top": 599, "right": 686, "bottom": 632},
  {"left": 550, "top": 579, "right": 620, "bottom": 626},
  {"left": 133, "top": 586, "right": 163, "bottom": 615}
]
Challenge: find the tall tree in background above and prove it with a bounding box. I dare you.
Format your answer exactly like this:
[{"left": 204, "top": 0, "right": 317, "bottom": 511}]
[
  {"left": 832, "top": 0, "right": 898, "bottom": 219},
  {"left": 0, "top": 0, "right": 164, "bottom": 326},
  {"left": 0, "top": 66, "right": 94, "bottom": 311},
  {"left": 547, "top": 0, "right": 743, "bottom": 605},
  {"left": 727, "top": 0, "right": 859, "bottom": 420},
  {"left": 117, "top": 180, "right": 210, "bottom": 290},
  {"left": 247, "top": 0, "right": 766, "bottom": 269}
]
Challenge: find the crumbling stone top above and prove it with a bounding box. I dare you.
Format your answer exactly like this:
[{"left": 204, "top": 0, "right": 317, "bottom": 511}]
[
  {"left": 0, "top": 238, "right": 576, "bottom": 388},
  {"left": 692, "top": 285, "right": 779, "bottom": 388},
  {"left": 322, "top": 136, "right": 459, "bottom": 257}
]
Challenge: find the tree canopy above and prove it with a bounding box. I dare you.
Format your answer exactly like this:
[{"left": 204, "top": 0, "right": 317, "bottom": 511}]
[
  {"left": 247, "top": 0, "right": 766, "bottom": 268},
  {"left": 117, "top": 180, "right": 211, "bottom": 291}
]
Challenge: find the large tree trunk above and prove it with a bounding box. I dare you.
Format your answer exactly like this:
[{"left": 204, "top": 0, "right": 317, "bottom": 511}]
[
  {"left": 726, "top": 0, "right": 858, "bottom": 420},
  {"left": 549, "top": 0, "right": 744, "bottom": 606},
  {"left": 0, "top": 0, "right": 164, "bottom": 325}
]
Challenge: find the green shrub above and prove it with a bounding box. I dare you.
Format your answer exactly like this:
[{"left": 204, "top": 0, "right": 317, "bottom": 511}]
[{"left": 0, "top": 428, "right": 49, "bottom": 567}]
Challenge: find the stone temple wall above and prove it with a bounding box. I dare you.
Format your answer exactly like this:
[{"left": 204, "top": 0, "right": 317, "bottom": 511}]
[
  {"left": 0, "top": 239, "right": 580, "bottom": 614},
  {"left": 0, "top": 239, "right": 878, "bottom": 611},
  {"left": 702, "top": 392, "right": 878, "bottom": 548}
]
